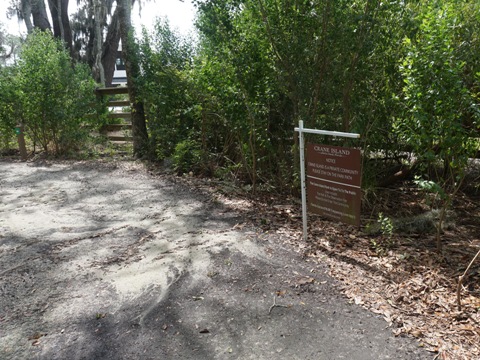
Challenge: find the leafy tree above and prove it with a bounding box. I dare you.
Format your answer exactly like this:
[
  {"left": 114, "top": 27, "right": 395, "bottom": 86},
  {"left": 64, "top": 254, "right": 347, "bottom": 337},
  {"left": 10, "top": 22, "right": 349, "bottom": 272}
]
[
  {"left": 193, "top": 0, "right": 295, "bottom": 188},
  {"left": 0, "top": 66, "right": 19, "bottom": 149},
  {"left": 0, "top": 24, "right": 23, "bottom": 149},
  {"left": 187, "top": 0, "right": 479, "bottom": 192},
  {"left": 190, "top": 0, "right": 410, "bottom": 189},
  {"left": 397, "top": 2, "right": 479, "bottom": 166},
  {"left": 139, "top": 18, "right": 194, "bottom": 161},
  {"left": 7, "top": 0, "right": 148, "bottom": 86},
  {"left": 395, "top": 1, "right": 480, "bottom": 249},
  {"left": 13, "top": 30, "right": 97, "bottom": 154}
]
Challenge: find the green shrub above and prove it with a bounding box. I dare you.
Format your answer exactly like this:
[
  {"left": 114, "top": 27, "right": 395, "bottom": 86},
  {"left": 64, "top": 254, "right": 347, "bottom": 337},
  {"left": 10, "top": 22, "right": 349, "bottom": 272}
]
[
  {"left": 172, "top": 139, "right": 202, "bottom": 175},
  {"left": 0, "top": 66, "right": 18, "bottom": 150},
  {"left": 14, "top": 30, "right": 97, "bottom": 155},
  {"left": 138, "top": 19, "right": 195, "bottom": 161}
]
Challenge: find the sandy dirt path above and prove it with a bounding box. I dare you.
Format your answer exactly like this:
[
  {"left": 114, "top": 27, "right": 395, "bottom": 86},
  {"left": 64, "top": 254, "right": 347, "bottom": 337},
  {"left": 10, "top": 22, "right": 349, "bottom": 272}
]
[{"left": 0, "top": 160, "right": 431, "bottom": 359}]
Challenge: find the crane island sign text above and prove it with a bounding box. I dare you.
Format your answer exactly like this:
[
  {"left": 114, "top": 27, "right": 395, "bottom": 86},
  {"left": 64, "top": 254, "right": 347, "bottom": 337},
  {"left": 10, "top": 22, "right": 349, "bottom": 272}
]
[{"left": 306, "top": 143, "right": 362, "bottom": 226}]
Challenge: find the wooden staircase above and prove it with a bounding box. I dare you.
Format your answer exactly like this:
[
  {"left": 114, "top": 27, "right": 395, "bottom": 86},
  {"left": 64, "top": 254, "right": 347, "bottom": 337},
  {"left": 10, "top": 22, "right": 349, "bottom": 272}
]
[
  {"left": 95, "top": 87, "right": 132, "bottom": 146},
  {"left": 101, "top": 123, "right": 133, "bottom": 142}
]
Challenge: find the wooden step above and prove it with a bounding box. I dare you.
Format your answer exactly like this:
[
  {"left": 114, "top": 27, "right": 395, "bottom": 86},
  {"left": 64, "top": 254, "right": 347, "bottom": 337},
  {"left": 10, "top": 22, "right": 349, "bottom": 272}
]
[
  {"left": 107, "top": 134, "right": 133, "bottom": 142},
  {"left": 101, "top": 123, "right": 132, "bottom": 132},
  {"left": 107, "top": 112, "right": 131, "bottom": 120},
  {"left": 108, "top": 100, "right": 130, "bottom": 107},
  {"left": 110, "top": 141, "right": 133, "bottom": 147},
  {"left": 95, "top": 86, "right": 129, "bottom": 95}
]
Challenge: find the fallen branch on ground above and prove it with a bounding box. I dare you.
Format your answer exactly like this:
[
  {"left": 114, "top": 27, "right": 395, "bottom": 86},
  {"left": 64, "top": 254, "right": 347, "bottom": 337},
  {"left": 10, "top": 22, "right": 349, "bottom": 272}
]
[
  {"left": 268, "top": 295, "right": 289, "bottom": 314},
  {"left": 457, "top": 247, "right": 480, "bottom": 311}
]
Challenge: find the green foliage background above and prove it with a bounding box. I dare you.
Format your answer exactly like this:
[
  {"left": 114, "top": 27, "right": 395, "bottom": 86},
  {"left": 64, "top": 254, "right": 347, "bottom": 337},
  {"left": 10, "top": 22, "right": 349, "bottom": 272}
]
[
  {"left": 1, "top": 1, "right": 479, "bottom": 194},
  {"left": 0, "top": 30, "right": 97, "bottom": 155},
  {"left": 136, "top": 0, "right": 479, "bottom": 192}
]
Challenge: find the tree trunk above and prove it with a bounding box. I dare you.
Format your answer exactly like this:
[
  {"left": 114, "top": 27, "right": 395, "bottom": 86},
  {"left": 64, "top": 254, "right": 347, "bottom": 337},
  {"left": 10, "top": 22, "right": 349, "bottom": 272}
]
[
  {"left": 21, "top": 0, "right": 35, "bottom": 33},
  {"left": 93, "top": 0, "right": 105, "bottom": 84},
  {"left": 48, "top": 0, "right": 73, "bottom": 54},
  {"left": 117, "top": 0, "right": 149, "bottom": 158},
  {"left": 102, "top": 7, "right": 122, "bottom": 86},
  {"left": 48, "top": 0, "right": 62, "bottom": 39},
  {"left": 31, "top": 0, "right": 51, "bottom": 31}
]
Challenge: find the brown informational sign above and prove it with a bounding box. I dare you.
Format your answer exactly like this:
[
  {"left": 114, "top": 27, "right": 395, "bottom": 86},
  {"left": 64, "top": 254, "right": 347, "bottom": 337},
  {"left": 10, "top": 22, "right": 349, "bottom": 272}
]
[{"left": 306, "top": 143, "right": 362, "bottom": 226}]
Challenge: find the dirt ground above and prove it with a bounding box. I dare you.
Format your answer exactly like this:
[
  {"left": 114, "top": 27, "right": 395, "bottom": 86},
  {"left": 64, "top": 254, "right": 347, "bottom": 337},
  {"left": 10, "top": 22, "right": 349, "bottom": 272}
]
[{"left": 0, "top": 159, "right": 431, "bottom": 359}]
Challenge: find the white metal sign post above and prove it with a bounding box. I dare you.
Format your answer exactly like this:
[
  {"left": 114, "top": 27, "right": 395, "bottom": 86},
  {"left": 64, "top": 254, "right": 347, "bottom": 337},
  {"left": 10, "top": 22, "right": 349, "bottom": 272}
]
[{"left": 294, "top": 120, "right": 360, "bottom": 242}]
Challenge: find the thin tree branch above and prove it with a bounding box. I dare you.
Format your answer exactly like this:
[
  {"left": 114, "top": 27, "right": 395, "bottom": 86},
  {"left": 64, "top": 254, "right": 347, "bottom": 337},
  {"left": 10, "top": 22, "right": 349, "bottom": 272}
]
[{"left": 457, "top": 248, "right": 480, "bottom": 311}]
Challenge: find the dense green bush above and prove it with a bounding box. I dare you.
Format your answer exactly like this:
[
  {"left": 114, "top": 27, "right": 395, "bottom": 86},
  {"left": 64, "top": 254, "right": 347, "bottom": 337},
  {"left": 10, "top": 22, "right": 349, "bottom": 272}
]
[
  {"left": 0, "top": 30, "right": 97, "bottom": 155},
  {"left": 137, "top": 1, "right": 479, "bottom": 193},
  {"left": 138, "top": 19, "right": 196, "bottom": 160},
  {"left": 396, "top": 1, "right": 479, "bottom": 173},
  {"left": 172, "top": 139, "right": 202, "bottom": 175},
  {"left": 0, "top": 66, "right": 18, "bottom": 150}
]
